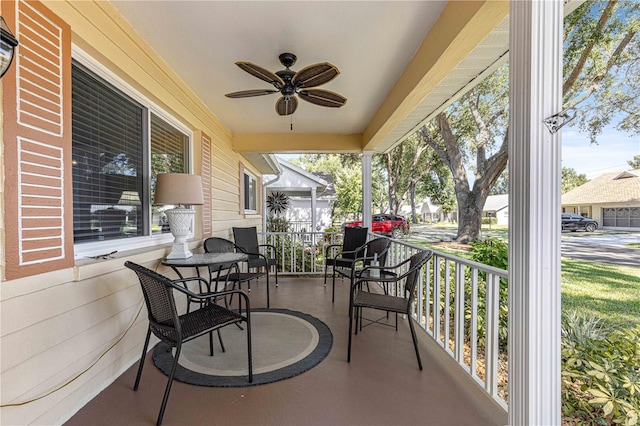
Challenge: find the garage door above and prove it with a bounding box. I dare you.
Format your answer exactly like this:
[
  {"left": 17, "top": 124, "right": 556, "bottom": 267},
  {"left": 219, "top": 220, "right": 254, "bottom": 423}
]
[{"left": 602, "top": 207, "right": 640, "bottom": 228}]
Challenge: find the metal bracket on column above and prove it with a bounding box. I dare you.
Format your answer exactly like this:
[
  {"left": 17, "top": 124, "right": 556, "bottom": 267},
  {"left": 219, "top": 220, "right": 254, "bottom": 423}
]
[{"left": 543, "top": 107, "right": 576, "bottom": 134}]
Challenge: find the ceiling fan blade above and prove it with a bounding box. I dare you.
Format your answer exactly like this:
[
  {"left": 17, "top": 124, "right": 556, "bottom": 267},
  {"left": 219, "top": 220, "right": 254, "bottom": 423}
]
[
  {"left": 298, "top": 89, "right": 347, "bottom": 108},
  {"left": 225, "top": 89, "right": 279, "bottom": 98},
  {"left": 275, "top": 96, "right": 298, "bottom": 116},
  {"left": 292, "top": 63, "right": 339, "bottom": 88},
  {"left": 235, "top": 62, "right": 284, "bottom": 87}
]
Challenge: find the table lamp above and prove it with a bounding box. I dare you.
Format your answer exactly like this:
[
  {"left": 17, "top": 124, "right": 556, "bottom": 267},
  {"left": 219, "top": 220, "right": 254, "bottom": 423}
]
[{"left": 154, "top": 173, "right": 204, "bottom": 259}]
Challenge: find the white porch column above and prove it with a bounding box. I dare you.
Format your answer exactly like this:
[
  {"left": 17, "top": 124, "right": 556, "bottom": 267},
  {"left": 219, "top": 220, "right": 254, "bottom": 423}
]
[
  {"left": 508, "top": 1, "right": 563, "bottom": 425},
  {"left": 311, "top": 187, "right": 317, "bottom": 232},
  {"left": 361, "top": 151, "right": 373, "bottom": 231}
]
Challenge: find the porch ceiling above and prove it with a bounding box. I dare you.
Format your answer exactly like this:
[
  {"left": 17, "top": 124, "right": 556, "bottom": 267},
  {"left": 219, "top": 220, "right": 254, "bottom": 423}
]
[{"left": 110, "top": 1, "right": 509, "bottom": 155}]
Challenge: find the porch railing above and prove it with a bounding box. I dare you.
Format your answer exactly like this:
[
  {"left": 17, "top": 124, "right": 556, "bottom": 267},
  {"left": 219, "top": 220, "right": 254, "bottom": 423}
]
[{"left": 262, "top": 230, "right": 508, "bottom": 410}]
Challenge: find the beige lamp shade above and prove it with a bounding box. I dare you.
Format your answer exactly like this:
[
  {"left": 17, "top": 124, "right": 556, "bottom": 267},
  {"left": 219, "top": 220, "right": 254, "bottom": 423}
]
[{"left": 154, "top": 173, "right": 204, "bottom": 206}]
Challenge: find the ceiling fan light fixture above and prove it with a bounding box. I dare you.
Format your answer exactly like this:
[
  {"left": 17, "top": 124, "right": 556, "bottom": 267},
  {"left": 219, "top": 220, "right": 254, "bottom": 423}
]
[{"left": 226, "top": 53, "right": 346, "bottom": 116}]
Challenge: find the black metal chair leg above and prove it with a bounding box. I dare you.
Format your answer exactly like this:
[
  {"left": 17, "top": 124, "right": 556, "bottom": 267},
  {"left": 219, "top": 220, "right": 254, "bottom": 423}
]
[
  {"left": 218, "top": 329, "right": 226, "bottom": 353},
  {"left": 157, "top": 342, "right": 181, "bottom": 425},
  {"left": 246, "top": 318, "right": 253, "bottom": 382},
  {"left": 348, "top": 302, "right": 354, "bottom": 362},
  {"left": 134, "top": 327, "right": 152, "bottom": 391},
  {"left": 332, "top": 272, "right": 336, "bottom": 303},
  {"left": 266, "top": 269, "right": 270, "bottom": 309},
  {"left": 408, "top": 316, "right": 423, "bottom": 371},
  {"left": 274, "top": 263, "right": 278, "bottom": 287},
  {"left": 324, "top": 262, "right": 329, "bottom": 286}
]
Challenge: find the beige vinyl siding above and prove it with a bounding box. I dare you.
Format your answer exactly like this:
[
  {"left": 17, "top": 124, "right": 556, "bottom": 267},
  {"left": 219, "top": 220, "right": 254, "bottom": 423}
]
[{"left": 1, "top": 1, "right": 263, "bottom": 424}]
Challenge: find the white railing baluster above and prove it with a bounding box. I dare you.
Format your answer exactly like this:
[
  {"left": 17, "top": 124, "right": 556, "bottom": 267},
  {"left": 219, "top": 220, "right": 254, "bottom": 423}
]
[
  {"left": 433, "top": 255, "right": 443, "bottom": 347},
  {"left": 471, "top": 268, "right": 479, "bottom": 379},
  {"left": 485, "top": 273, "right": 500, "bottom": 398},
  {"left": 444, "top": 260, "right": 452, "bottom": 354},
  {"left": 455, "top": 262, "right": 466, "bottom": 366}
]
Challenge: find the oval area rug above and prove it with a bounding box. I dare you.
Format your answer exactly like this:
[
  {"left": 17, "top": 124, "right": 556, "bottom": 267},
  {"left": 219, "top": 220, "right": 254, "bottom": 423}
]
[{"left": 152, "top": 308, "right": 333, "bottom": 387}]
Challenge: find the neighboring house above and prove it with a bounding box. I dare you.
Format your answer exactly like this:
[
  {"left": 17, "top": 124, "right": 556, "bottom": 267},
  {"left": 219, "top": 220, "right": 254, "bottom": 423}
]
[
  {"left": 265, "top": 158, "right": 336, "bottom": 232},
  {"left": 562, "top": 169, "right": 640, "bottom": 230},
  {"left": 401, "top": 198, "right": 443, "bottom": 222},
  {"left": 483, "top": 194, "right": 509, "bottom": 225},
  {"left": 409, "top": 195, "right": 508, "bottom": 224}
]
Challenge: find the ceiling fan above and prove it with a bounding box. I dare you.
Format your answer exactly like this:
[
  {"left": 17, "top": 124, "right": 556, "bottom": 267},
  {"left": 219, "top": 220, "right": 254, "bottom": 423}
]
[{"left": 225, "top": 53, "right": 347, "bottom": 116}]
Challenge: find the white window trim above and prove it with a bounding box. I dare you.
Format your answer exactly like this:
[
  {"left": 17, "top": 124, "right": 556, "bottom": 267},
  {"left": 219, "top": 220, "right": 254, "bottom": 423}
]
[
  {"left": 72, "top": 45, "right": 195, "bottom": 260},
  {"left": 244, "top": 170, "right": 258, "bottom": 214}
]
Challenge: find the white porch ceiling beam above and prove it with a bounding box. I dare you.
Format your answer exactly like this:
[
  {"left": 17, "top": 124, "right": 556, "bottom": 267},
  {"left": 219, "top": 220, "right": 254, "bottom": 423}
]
[{"left": 508, "top": 0, "right": 563, "bottom": 424}]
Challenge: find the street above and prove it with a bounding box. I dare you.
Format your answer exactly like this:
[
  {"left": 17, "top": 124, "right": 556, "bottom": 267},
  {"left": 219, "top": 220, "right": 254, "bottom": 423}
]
[{"left": 409, "top": 224, "right": 640, "bottom": 269}]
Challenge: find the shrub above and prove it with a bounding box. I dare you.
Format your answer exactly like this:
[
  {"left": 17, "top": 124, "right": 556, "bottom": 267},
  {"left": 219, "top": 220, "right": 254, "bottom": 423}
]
[
  {"left": 481, "top": 217, "right": 498, "bottom": 225},
  {"left": 267, "top": 215, "right": 290, "bottom": 232},
  {"left": 467, "top": 237, "right": 509, "bottom": 350},
  {"left": 562, "top": 313, "right": 640, "bottom": 425}
]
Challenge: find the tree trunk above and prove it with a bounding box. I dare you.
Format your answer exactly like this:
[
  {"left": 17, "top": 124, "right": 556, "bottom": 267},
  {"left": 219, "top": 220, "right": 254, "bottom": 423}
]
[
  {"left": 455, "top": 188, "right": 485, "bottom": 244},
  {"left": 410, "top": 186, "right": 417, "bottom": 223}
]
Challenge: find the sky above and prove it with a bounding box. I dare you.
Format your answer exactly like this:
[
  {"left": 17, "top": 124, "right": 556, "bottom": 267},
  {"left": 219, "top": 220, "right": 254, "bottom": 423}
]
[{"left": 562, "top": 123, "right": 640, "bottom": 179}]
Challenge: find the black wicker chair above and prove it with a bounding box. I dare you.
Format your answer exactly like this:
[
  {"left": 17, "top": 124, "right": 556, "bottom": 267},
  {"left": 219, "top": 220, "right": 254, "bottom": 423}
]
[
  {"left": 333, "top": 237, "right": 391, "bottom": 302},
  {"left": 324, "top": 226, "right": 369, "bottom": 302},
  {"left": 125, "top": 261, "right": 252, "bottom": 425},
  {"left": 232, "top": 226, "right": 278, "bottom": 287},
  {"left": 204, "top": 237, "right": 271, "bottom": 308},
  {"left": 347, "top": 250, "right": 433, "bottom": 370}
]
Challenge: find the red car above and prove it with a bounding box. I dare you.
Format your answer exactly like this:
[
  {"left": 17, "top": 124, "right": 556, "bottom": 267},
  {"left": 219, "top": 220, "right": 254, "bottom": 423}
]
[{"left": 343, "top": 214, "right": 410, "bottom": 238}]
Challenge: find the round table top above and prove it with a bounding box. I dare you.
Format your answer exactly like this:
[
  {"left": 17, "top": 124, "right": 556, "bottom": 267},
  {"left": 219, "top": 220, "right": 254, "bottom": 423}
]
[{"left": 161, "top": 252, "right": 248, "bottom": 268}]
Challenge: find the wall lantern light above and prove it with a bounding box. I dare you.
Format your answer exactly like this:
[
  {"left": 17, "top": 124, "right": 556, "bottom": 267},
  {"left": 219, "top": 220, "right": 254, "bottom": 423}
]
[{"left": 0, "top": 16, "right": 19, "bottom": 79}]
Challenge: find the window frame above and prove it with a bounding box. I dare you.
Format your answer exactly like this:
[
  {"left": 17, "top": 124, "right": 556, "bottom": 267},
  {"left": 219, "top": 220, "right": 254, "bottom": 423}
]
[
  {"left": 72, "top": 46, "right": 194, "bottom": 259},
  {"left": 243, "top": 169, "right": 258, "bottom": 214}
]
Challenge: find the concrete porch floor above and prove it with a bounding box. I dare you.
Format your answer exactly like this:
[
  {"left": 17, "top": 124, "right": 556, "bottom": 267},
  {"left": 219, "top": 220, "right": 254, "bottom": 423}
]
[{"left": 65, "top": 275, "right": 503, "bottom": 426}]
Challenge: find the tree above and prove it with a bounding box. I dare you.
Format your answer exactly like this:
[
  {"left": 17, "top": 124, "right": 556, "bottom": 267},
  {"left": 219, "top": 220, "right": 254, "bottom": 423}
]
[
  {"left": 415, "top": 0, "right": 639, "bottom": 243},
  {"left": 380, "top": 134, "right": 445, "bottom": 218},
  {"left": 332, "top": 167, "right": 362, "bottom": 218},
  {"left": 562, "top": 167, "right": 588, "bottom": 193},
  {"left": 418, "top": 64, "right": 510, "bottom": 243},
  {"left": 490, "top": 169, "right": 509, "bottom": 195},
  {"left": 628, "top": 154, "right": 640, "bottom": 168}
]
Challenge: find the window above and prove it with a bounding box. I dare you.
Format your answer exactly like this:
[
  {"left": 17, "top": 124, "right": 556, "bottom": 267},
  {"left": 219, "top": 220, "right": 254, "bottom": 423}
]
[
  {"left": 71, "top": 60, "right": 190, "bottom": 248},
  {"left": 244, "top": 171, "right": 257, "bottom": 213}
]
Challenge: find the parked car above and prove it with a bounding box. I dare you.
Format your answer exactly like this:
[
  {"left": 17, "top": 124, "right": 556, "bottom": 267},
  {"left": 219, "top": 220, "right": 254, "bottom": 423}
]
[
  {"left": 561, "top": 213, "right": 598, "bottom": 232},
  {"left": 342, "top": 214, "right": 410, "bottom": 238}
]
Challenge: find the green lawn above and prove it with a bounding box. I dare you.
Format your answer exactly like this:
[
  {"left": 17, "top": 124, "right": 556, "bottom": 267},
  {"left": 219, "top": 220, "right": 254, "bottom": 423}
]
[
  {"left": 408, "top": 239, "right": 640, "bottom": 330},
  {"left": 561, "top": 259, "right": 640, "bottom": 329}
]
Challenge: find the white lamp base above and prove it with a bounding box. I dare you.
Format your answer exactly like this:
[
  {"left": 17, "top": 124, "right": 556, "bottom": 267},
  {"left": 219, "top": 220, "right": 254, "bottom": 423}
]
[{"left": 165, "top": 207, "right": 195, "bottom": 259}]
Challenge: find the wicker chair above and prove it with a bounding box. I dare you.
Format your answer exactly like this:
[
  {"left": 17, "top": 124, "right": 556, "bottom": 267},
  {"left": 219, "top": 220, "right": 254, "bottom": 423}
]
[
  {"left": 232, "top": 226, "right": 278, "bottom": 286},
  {"left": 204, "top": 237, "right": 271, "bottom": 308},
  {"left": 125, "top": 261, "right": 252, "bottom": 425},
  {"left": 347, "top": 250, "right": 433, "bottom": 370},
  {"left": 324, "top": 226, "right": 369, "bottom": 302},
  {"left": 333, "top": 237, "right": 391, "bottom": 302}
]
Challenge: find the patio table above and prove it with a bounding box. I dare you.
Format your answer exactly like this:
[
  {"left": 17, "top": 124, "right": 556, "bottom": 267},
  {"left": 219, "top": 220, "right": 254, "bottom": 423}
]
[{"left": 162, "top": 252, "right": 272, "bottom": 308}]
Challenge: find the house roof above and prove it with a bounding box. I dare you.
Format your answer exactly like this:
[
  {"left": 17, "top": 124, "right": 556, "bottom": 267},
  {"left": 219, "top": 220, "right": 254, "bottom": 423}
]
[
  {"left": 484, "top": 194, "right": 509, "bottom": 212},
  {"left": 562, "top": 169, "right": 640, "bottom": 205},
  {"left": 311, "top": 172, "right": 336, "bottom": 199},
  {"left": 266, "top": 158, "right": 333, "bottom": 197}
]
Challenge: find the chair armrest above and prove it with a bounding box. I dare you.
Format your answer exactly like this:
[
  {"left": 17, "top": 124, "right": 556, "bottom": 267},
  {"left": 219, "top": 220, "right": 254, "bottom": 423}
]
[
  {"left": 324, "top": 243, "right": 342, "bottom": 257},
  {"left": 169, "top": 282, "right": 251, "bottom": 311},
  {"left": 172, "top": 276, "right": 210, "bottom": 294},
  {"left": 332, "top": 241, "right": 368, "bottom": 261},
  {"left": 258, "top": 243, "right": 277, "bottom": 255}
]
